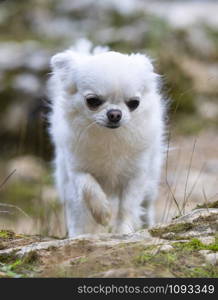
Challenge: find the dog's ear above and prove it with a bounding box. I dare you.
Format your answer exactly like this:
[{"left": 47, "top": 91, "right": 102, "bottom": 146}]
[
  {"left": 51, "top": 50, "right": 74, "bottom": 69},
  {"left": 50, "top": 50, "right": 78, "bottom": 93},
  {"left": 130, "top": 53, "right": 158, "bottom": 92},
  {"left": 131, "top": 53, "right": 154, "bottom": 72}
]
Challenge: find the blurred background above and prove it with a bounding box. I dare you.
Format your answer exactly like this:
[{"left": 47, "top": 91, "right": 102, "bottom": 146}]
[{"left": 0, "top": 0, "right": 217, "bottom": 237}]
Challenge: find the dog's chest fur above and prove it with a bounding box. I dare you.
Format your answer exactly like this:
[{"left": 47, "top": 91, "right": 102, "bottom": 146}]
[{"left": 71, "top": 124, "right": 149, "bottom": 188}]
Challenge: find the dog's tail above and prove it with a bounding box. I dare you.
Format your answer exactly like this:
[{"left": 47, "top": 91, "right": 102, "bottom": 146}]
[{"left": 69, "top": 38, "right": 109, "bottom": 55}]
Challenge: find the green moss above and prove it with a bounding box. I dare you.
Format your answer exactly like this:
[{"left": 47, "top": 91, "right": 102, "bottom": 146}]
[
  {"left": 196, "top": 200, "right": 218, "bottom": 209},
  {"left": 0, "top": 230, "right": 15, "bottom": 240},
  {"left": 174, "top": 238, "right": 218, "bottom": 252},
  {"left": 149, "top": 222, "right": 193, "bottom": 238},
  {"left": 133, "top": 239, "right": 218, "bottom": 277},
  {"left": 0, "top": 262, "right": 23, "bottom": 278},
  {"left": 135, "top": 249, "right": 177, "bottom": 266},
  {"left": 0, "top": 250, "right": 19, "bottom": 264},
  {"left": 22, "top": 251, "right": 39, "bottom": 265},
  {"left": 0, "top": 250, "right": 39, "bottom": 278},
  {"left": 135, "top": 252, "right": 153, "bottom": 264},
  {"left": 189, "top": 266, "right": 218, "bottom": 278}
]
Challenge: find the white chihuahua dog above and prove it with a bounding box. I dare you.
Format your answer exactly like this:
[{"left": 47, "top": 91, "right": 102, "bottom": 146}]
[{"left": 48, "top": 44, "right": 165, "bottom": 237}]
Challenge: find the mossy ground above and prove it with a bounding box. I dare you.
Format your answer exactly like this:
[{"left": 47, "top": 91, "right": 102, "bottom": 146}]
[
  {"left": 196, "top": 200, "right": 218, "bottom": 209},
  {"left": 0, "top": 251, "right": 39, "bottom": 278},
  {"left": 149, "top": 222, "right": 194, "bottom": 238},
  {"left": 0, "top": 230, "right": 15, "bottom": 240},
  {"left": 0, "top": 230, "right": 41, "bottom": 277},
  {"left": 135, "top": 238, "right": 218, "bottom": 278},
  {"left": 174, "top": 238, "right": 218, "bottom": 252},
  {"left": 28, "top": 237, "right": 218, "bottom": 278},
  {"left": 0, "top": 228, "right": 217, "bottom": 278}
]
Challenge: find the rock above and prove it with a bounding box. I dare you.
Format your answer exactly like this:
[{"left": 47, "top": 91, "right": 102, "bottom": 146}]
[
  {"left": 199, "top": 250, "right": 211, "bottom": 256},
  {"left": 0, "top": 207, "right": 217, "bottom": 277},
  {"left": 204, "top": 253, "right": 218, "bottom": 265},
  {"left": 0, "top": 238, "right": 69, "bottom": 259},
  {"left": 198, "top": 236, "right": 215, "bottom": 245},
  {"left": 149, "top": 208, "right": 218, "bottom": 240},
  {"left": 0, "top": 232, "right": 156, "bottom": 259},
  {"left": 159, "top": 244, "right": 173, "bottom": 252},
  {"left": 200, "top": 250, "right": 218, "bottom": 265},
  {"left": 150, "top": 244, "right": 173, "bottom": 255}
]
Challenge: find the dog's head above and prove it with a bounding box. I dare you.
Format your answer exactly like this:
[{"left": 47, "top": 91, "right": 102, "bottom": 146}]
[{"left": 50, "top": 50, "right": 158, "bottom": 129}]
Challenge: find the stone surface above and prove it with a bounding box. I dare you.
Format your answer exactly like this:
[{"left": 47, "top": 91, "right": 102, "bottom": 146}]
[
  {"left": 149, "top": 208, "right": 218, "bottom": 240},
  {"left": 200, "top": 250, "right": 218, "bottom": 265},
  {"left": 204, "top": 253, "right": 218, "bottom": 265},
  {"left": 0, "top": 208, "right": 217, "bottom": 277},
  {"left": 159, "top": 244, "right": 174, "bottom": 252},
  {"left": 198, "top": 236, "right": 215, "bottom": 246},
  {"left": 0, "top": 232, "right": 166, "bottom": 259}
]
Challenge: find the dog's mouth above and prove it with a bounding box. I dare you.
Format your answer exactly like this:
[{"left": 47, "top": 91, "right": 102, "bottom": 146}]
[
  {"left": 105, "top": 123, "right": 121, "bottom": 129},
  {"left": 96, "top": 122, "right": 121, "bottom": 129}
]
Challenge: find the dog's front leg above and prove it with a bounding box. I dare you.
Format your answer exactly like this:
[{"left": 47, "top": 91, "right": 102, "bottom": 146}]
[
  {"left": 116, "top": 173, "right": 149, "bottom": 234},
  {"left": 65, "top": 172, "right": 111, "bottom": 235},
  {"left": 78, "top": 173, "right": 111, "bottom": 226}
]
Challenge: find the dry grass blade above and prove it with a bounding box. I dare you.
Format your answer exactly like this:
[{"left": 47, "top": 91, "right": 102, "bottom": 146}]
[
  {"left": 0, "top": 169, "right": 16, "bottom": 189},
  {"left": 165, "top": 131, "right": 182, "bottom": 216},
  {"left": 0, "top": 210, "right": 14, "bottom": 215},
  {"left": 0, "top": 202, "right": 30, "bottom": 219},
  {"left": 202, "top": 186, "right": 209, "bottom": 212},
  {"left": 165, "top": 178, "right": 182, "bottom": 216},
  {"left": 0, "top": 168, "right": 30, "bottom": 218},
  {"left": 182, "top": 137, "right": 197, "bottom": 213},
  {"left": 185, "top": 162, "right": 206, "bottom": 204}
]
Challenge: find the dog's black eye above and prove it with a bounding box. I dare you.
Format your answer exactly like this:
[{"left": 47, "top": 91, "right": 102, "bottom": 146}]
[
  {"left": 126, "top": 99, "right": 140, "bottom": 111},
  {"left": 86, "top": 95, "right": 103, "bottom": 109}
]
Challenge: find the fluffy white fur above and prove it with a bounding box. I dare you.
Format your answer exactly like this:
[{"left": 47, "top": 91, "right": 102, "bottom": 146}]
[{"left": 48, "top": 45, "right": 164, "bottom": 237}]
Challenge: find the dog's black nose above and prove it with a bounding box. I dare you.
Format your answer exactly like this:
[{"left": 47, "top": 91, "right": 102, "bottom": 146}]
[{"left": 107, "top": 109, "right": 122, "bottom": 123}]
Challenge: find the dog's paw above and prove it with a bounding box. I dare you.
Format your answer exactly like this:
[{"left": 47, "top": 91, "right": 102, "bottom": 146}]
[
  {"left": 91, "top": 199, "right": 111, "bottom": 226},
  {"left": 84, "top": 190, "right": 111, "bottom": 226},
  {"left": 115, "top": 222, "right": 134, "bottom": 235}
]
